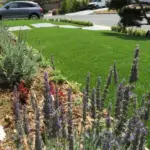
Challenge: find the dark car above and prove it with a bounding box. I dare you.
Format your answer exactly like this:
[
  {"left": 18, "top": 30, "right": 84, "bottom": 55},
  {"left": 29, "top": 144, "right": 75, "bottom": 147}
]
[{"left": 0, "top": 1, "right": 43, "bottom": 20}]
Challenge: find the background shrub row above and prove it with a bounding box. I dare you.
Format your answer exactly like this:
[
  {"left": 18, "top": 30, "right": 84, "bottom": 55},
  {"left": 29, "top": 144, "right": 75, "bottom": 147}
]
[
  {"left": 111, "top": 26, "right": 147, "bottom": 37},
  {"left": 49, "top": 18, "right": 93, "bottom": 26}
]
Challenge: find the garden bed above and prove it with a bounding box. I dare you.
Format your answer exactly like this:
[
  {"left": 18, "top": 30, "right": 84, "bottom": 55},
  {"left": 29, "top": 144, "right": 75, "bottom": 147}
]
[{"left": 0, "top": 22, "right": 150, "bottom": 149}]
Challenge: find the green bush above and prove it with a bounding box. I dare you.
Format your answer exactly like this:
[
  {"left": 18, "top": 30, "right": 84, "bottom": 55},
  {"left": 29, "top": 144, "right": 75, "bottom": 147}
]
[
  {"left": 52, "top": 9, "right": 59, "bottom": 16},
  {"left": 134, "top": 29, "right": 141, "bottom": 36},
  {"left": 71, "top": 0, "right": 80, "bottom": 12},
  {"left": 60, "top": 0, "right": 87, "bottom": 14},
  {"left": 50, "top": 69, "right": 67, "bottom": 84},
  {"left": 61, "top": 0, "right": 71, "bottom": 14},
  {"left": 111, "top": 26, "right": 122, "bottom": 32},
  {"left": 0, "top": 25, "right": 49, "bottom": 88},
  {"left": 111, "top": 25, "right": 147, "bottom": 37},
  {"left": 71, "top": 0, "right": 87, "bottom": 12},
  {"left": 59, "top": 18, "right": 93, "bottom": 26}
]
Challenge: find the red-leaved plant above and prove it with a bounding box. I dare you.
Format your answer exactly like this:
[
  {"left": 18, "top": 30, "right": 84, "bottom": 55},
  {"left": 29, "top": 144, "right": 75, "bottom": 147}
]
[
  {"left": 18, "top": 80, "right": 29, "bottom": 104},
  {"left": 49, "top": 81, "right": 66, "bottom": 104}
]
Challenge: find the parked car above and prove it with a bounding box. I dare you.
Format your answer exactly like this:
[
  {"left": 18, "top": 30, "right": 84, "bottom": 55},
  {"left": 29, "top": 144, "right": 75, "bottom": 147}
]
[
  {"left": 87, "top": 0, "right": 106, "bottom": 9},
  {"left": 0, "top": 1, "right": 43, "bottom": 20}
]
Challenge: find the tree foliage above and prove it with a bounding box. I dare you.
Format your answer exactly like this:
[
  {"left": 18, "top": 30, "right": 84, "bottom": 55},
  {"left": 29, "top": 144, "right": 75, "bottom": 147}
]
[
  {"left": 107, "top": 0, "right": 133, "bottom": 10},
  {"left": 107, "top": 0, "right": 150, "bottom": 27}
]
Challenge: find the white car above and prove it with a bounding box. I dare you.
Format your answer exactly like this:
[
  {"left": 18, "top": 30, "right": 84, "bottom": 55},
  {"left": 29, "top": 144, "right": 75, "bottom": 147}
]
[{"left": 88, "top": 0, "right": 106, "bottom": 9}]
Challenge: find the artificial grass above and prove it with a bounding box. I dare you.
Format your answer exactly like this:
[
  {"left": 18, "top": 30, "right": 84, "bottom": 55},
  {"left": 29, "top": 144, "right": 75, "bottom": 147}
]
[
  {"left": 12, "top": 27, "right": 150, "bottom": 147},
  {"left": 2, "top": 19, "right": 82, "bottom": 27}
]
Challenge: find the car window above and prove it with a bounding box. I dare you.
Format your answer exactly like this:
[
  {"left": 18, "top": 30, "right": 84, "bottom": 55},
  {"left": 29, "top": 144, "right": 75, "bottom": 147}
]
[
  {"left": 18, "top": 3, "right": 35, "bottom": 8},
  {"left": 9, "top": 3, "right": 18, "bottom": 8}
]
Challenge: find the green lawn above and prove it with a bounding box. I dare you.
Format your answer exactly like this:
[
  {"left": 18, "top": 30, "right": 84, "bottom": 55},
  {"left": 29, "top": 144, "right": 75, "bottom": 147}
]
[
  {"left": 5, "top": 24, "right": 150, "bottom": 147},
  {"left": 3, "top": 19, "right": 82, "bottom": 27},
  {"left": 20, "top": 28, "right": 150, "bottom": 92}
]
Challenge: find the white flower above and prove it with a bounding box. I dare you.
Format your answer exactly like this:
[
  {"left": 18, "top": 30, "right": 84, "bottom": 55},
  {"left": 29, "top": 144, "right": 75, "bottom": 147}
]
[{"left": 0, "top": 125, "right": 6, "bottom": 141}]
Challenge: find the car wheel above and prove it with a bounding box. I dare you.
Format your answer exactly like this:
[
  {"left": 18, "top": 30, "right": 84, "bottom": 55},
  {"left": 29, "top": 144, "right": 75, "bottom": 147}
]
[{"left": 29, "top": 14, "right": 40, "bottom": 20}]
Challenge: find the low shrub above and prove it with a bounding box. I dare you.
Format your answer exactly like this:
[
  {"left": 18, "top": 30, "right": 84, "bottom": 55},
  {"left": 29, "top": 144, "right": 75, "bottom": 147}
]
[
  {"left": 60, "top": 0, "right": 87, "bottom": 14},
  {"left": 61, "top": 0, "right": 71, "bottom": 14},
  {"left": 59, "top": 18, "right": 93, "bottom": 26},
  {"left": 67, "top": 81, "right": 81, "bottom": 93},
  {"left": 52, "top": 9, "right": 59, "bottom": 16},
  {"left": 111, "top": 25, "right": 147, "bottom": 37},
  {"left": 49, "top": 69, "right": 67, "bottom": 84},
  {"left": 49, "top": 18, "right": 93, "bottom": 26},
  {"left": 0, "top": 24, "right": 49, "bottom": 88}
]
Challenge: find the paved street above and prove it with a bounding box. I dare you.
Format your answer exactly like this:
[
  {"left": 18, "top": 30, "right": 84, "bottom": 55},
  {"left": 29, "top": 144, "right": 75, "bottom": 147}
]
[
  {"left": 44, "top": 14, "right": 120, "bottom": 27},
  {"left": 44, "top": 14, "right": 150, "bottom": 30}
]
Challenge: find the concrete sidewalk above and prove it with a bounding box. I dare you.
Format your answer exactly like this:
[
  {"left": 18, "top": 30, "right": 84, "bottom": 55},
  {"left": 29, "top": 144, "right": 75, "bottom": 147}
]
[{"left": 8, "top": 23, "right": 111, "bottom": 31}]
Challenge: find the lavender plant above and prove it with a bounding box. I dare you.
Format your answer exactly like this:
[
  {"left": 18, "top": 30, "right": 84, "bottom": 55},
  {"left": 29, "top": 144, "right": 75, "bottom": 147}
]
[
  {"left": 129, "top": 58, "right": 138, "bottom": 83},
  {"left": 138, "top": 127, "right": 148, "bottom": 150},
  {"left": 61, "top": 103, "right": 67, "bottom": 139},
  {"left": 67, "top": 89, "right": 74, "bottom": 150},
  {"left": 115, "top": 81, "right": 124, "bottom": 119},
  {"left": 23, "top": 105, "right": 29, "bottom": 136},
  {"left": 101, "top": 67, "right": 113, "bottom": 109},
  {"left": 82, "top": 89, "right": 87, "bottom": 127},
  {"left": 96, "top": 77, "right": 101, "bottom": 111},
  {"left": 85, "top": 73, "right": 90, "bottom": 108},
  {"left": 113, "top": 62, "right": 119, "bottom": 85},
  {"left": 13, "top": 85, "right": 21, "bottom": 124},
  {"left": 115, "top": 85, "right": 130, "bottom": 135},
  {"left": 91, "top": 88, "right": 96, "bottom": 120},
  {"left": 35, "top": 107, "right": 43, "bottom": 150},
  {"left": 43, "top": 72, "right": 54, "bottom": 138}
]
